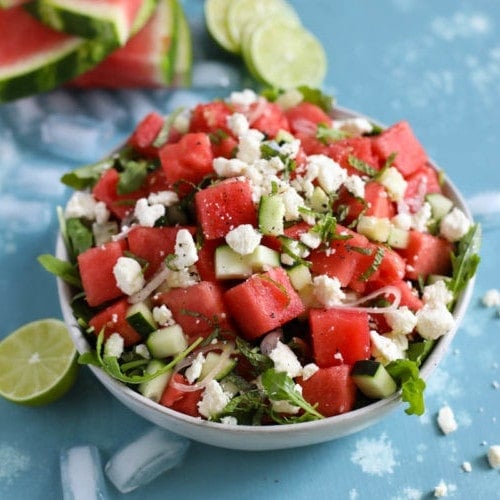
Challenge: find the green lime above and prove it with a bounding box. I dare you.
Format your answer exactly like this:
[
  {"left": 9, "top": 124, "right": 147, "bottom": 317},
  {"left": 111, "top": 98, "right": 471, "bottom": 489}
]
[
  {"left": 244, "top": 20, "right": 327, "bottom": 89},
  {"left": 0, "top": 319, "right": 78, "bottom": 406},
  {"left": 227, "top": 0, "right": 300, "bottom": 53},
  {"left": 204, "top": 0, "right": 239, "bottom": 53}
]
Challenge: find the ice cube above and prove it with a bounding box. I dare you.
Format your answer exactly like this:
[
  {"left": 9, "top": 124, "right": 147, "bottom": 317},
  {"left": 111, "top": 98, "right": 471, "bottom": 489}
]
[
  {"left": 105, "top": 426, "right": 190, "bottom": 494},
  {"left": 60, "top": 445, "right": 108, "bottom": 500},
  {"left": 192, "top": 60, "right": 242, "bottom": 89},
  {"left": 40, "top": 114, "right": 116, "bottom": 162}
]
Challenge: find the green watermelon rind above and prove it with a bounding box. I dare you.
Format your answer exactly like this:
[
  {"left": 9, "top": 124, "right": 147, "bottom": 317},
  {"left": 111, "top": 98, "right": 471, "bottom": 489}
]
[
  {"left": 172, "top": 0, "right": 192, "bottom": 86},
  {"left": 0, "top": 37, "right": 113, "bottom": 103},
  {"left": 160, "top": 0, "right": 178, "bottom": 86},
  {"left": 24, "top": 0, "right": 158, "bottom": 46}
]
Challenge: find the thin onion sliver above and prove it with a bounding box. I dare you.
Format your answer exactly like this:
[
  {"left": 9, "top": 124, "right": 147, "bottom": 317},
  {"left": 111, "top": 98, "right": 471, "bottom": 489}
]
[{"left": 328, "top": 285, "right": 402, "bottom": 313}]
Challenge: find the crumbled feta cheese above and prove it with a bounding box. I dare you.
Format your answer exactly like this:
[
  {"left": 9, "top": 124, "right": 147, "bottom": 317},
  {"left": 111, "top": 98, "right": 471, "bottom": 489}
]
[
  {"left": 94, "top": 201, "right": 110, "bottom": 224},
  {"left": 384, "top": 306, "right": 417, "bottom": 335},
  {"left": 437, "top": 405, "right": 458, "bottom": 434},
  {"left": 416, "top": 303, "right": 455, "bottom": 340},
  {"left": 301, "top": 363, "right": 319, "bottom": 381},
  {"left": 482, "top": 289, "right": 500, "bottom": 307},
  {"left": 220, "top": 416, "right": 238, "bottom": 425},
  {"left": 378, "top": 167, "right": 407, "bottom": 202},
  {"left": 370, "top": 330, "right": 405, "bottom": 363},
  {"left": 423, "top": 280, "right": 454, "bottom": 307},
  {"left": 197, "top": 380, "right": 231, "bottom": 419},
  {"left": 134, "top": 198, "right": 165, "bottom": 227},
  {"left": 113, "top": 256, "right": 145, "bottom": 295},
  {"left": 152, "top": 304, "right": 174, "bottom": 326},
  {"left": 461, "top": 461, "right": 472, "bottom": 472},
  {"left": 213, "top": 157, "right": 247, "bottom": 178},
  {"left": 300, "top": 230, "right": 322, "bottom": 250},
  {"left": 268, "top": 341, "right": 303, "bottom": 378},
  {"left": 173, "top": 228, "right": 198, "bottom": 268},
  {"left": 487, "top": 445, "right": 500, "bottom": 469},
  {"left": 278, "top": 186, "right": 304, "bottom": 221},
  {"left": 313, "top": 275, "right": 346, "bottom": 307},
  {"left": 280, "top": 253, "right": 296, "bottom": 266},
  {"left": 237, "top": 129, "right": 264, "bottom": 164},
  {"left": 278, "top": 138, "right": 301, "bottom": 159},
  {"left": 229, "top": 89, "right": 259, "bottom": 107},
  {"left": 134, "top": 343, "right": 150, "bottom": 359},
  {"left": 391, "top": 212, "right": 412, "bottom": 231},
  {"left": 104, "top": 332, "right": 124, "bottom": 358},
  {"left": 147, "top": 190, "right": 179, "bottom": 207},
  {"left": 308, "top": 154, "right": 347, "bottom": 193},
  {"left": 165, "top": 267, "right": 199, "bottom": 288},
  {"left": 440, "top": 207, "right": 471, "bottom": 242},
  {"left": 411, "top": 201, "right": 432, "bottom": 231},
  {"left": 225, "top": 224, "right": 262, "bottom": 255},
  {"left": 65, "top": 191, "right": 101, "bottom": 220},
  {"left": 332, "top": 117, "right": 373, "bottom": 136},
  {"left": 433, "top": 480, "right": 448, "bottom": 497},
  {"left": 185, "top": 352, "right": 206, "bottom": 384},
  {"left": 344, "top": 174, "right": 366, "bottom": 199},
  {"left": 227, "top": 112, "right": 249, "bottom": 136}
]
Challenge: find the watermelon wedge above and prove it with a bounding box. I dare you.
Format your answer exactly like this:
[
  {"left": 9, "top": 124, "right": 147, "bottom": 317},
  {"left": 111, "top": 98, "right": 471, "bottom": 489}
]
[
  {"left": 172, "top": 0, "right": 192, "bottom": 86},
  {"left": 24, "top": 0, "right": 158, "bottom": 46},
  {"left": 71, "top": 0, "right": 191, "bottom": 88},
  {"left": 0, "top": 6, "right": 114, "bottom": 102},
  {"left": 0, "top": 0, "right": 27, "bottom": 8}
]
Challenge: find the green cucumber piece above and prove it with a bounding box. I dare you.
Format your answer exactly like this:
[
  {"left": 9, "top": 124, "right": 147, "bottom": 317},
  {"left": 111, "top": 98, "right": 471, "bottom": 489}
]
[
  {"left": 215, "top": 245, "right": 253, "bottom": 280},
  {"left": 258, "top": 193, "right": 285, "bottom": 236},
  {"left": 286, "top": 263, "right": 312, "bottom": 291},
  {"left": 199, "top": 351, "right": 237, "bottom": 381},
  {"left": 425, "top": 193, "right": 454, "bottom": 221},
  {"left": 126, "top": 301, "right": 157, "bottom": 337},
  {"left": 138, "top": 359, "right": 171, "bottom": 402},
  {"left": 387, "top": 226, "right": 409, "bottom": 249},
  {"left": 247, "top": 245, "right": 280, "bottom": 272},
  {"left": 146, "top": 324, "right": 188, "bottom": 359},
  {"left": 309, "top": 186, "right": 330, "bottom": 213},
  {"left": 352, "top": 360, "right": 398, "bottom": 399}
]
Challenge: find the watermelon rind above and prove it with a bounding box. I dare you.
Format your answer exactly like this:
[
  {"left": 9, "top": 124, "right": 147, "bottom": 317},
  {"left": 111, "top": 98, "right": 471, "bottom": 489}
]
[
  {"left": 172, "top": 0, "right": 192, "bottom": 86},
  {"left": 0, "top": 36, "right": 113, "bottom": 102},
  {"left": 0, "top": 0, "right": 27, "bottom": 8},
  {"left": 24, "top": 0, "right": 158, "bottom": 46}
]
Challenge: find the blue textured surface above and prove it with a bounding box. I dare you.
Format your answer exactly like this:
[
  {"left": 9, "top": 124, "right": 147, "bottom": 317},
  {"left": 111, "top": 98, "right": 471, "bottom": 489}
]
[{"left": 0, "top": 1, "right": 499, "bottom": 498}]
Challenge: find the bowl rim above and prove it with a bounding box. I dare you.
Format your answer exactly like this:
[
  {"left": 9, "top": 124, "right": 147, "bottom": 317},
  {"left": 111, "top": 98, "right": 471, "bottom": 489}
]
[{"left": 55, "top": 104, "right": 477, "bottom": 447}]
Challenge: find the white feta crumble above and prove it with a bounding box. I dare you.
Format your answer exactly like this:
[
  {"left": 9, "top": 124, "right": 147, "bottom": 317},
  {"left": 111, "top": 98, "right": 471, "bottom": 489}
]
[
  {"left": 378, "top": 167, "right": 407, "bottom": 202},
  {"left": 173, "top": 228, "right": 198, "bottom": 268},
  {"left": 185, "top": 352, "right": 206, "bottom": 384},
  {"left": 147, "top": 190, "right": 179, "bottom": 207},
  {"left": 344, "top": 174, "right": 366, "bottom": 199},
  {"left": 384, "top": 306, "right": 417, "bottom": 335},
  {"left": 134, "top": 198, "right": 165, "bottom": 227},
  {"left": 94, "top": 201, "right": 110, "bottom": 224},
  {"left": 370, "top": 330, "right": 405, "bottom": 363},
  {"left": 165, "top": 267, "right": 199, "bottom": 289},
  {"left": 308, "top": 154, "right": 347, "bottom": 193},
  {"left": 220, "top": 416, "right": 238, "bottom": 425},
  {"left": 332, "top": 117, "right": 373, "bottom": 136},
  {"left": 236, "top": 129, "right": 264, "bottom": 164},
  {"left": 301, "top": 362, "right": 319, "bottom": 381},
  {"left": 225, "top": 224, "right": 262, "bottom": 255},
  {"left": 416, "top": 303, "right": 455, "bottom": 340},
  {"left": 152, "top": 304, "right": 174, "bottom": 326},
  {"left": 113, "top": 257, "right": 145, "bottom": 295},
  {"left": 280, "top": 253, "right": 296, "bottom": 266},
  {"left": 461, "top": 461, "right": 472, "bottom": 472},
  {"left": 197, "top": 380, "right": 231, "bottom": 419},
  {"left": 437, "top": 405, "right": 458, "bottom": 434},
  {"left": 227, "top": 112, "right": 249, "bottom": 136},
  {"left": 65, "top": 191, "right": 108, "bottom": 221},
  {"left": 482, "top": 289, "right": 500, "bottom": 307},
  {"left": 268, "top": 341, "right": 303, "bottom": 378},
  {"left": 213, "top": 157, "right": 247, "bottom": 177},
  {"left": 422, "top": 280, "right": 454, "bottom": 307},
  {"left": 391, "top": 212, "right": 412, "bottom": 231},
  {"left": 299, "top": 230, "right": 322, "bottom": 250},
  {"left": 134, "top": 343, "right": 150, "bottom": 359},
  {"left": 228, "top": 88, "right": 259, "bottom": 107},
  {"left": 487, "top": 445, "right": 500, "bottom": 469},
  {"left": 271, "top": 398, "right": 301, "bottom": 415},
  {"left": 440, "top": 207, "right": 471, "bottom": 242},
  {"left": 279, "top": 186, "right": 305, "bottom": 221},
  {"left": 313, "top": 275, "right": 346, "bottom": 307},
  {"left": 433, "top": 480, "right": 448, "bottom": 497},
  {"left": 411, "top": 201, "right": 432, "bottom": 231},
  {"left": 104, "top": 333, "right": 124, "bottom": 358}
]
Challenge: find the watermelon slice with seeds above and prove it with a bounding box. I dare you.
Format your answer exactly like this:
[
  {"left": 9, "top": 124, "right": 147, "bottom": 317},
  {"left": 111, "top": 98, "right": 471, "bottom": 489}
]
[
  {"left": 24, "top": 0, "right": 158, "bottom": 46},
  {"left": 71, "top": 0, "right": 191, "bottom": 88}
]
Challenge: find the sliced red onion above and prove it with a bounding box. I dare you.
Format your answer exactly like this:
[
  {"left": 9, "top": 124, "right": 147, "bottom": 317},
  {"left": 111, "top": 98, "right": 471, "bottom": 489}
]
[
  {"left": 290, "top": 118, "right": 317, "bottom": 136},
  {"left": 329, "top": 285, "right": 402, "bottom": 313},
  {"left": 260, "top": 329, "right": 283, "bottom": 356},
  {"left": 128, "top": 263, "right": 170, "bottom": 304}
]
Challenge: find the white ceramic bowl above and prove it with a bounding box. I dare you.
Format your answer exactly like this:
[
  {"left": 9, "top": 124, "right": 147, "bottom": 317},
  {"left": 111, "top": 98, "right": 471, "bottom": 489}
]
[{"left": 57, "top": 106, "right": 476, "bottom": 451}]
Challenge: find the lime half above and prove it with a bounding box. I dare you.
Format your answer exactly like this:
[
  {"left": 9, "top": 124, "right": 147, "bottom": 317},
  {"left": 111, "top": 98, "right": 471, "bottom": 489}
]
[
  {"left": 205, "top": 0, "right": 239, "bottom": 53},
  {"left": 244, "top": 20, "right": 327, "bottom": 89},
  {"left": 0, "top": 319, "right": 78, "bottom": 406}
]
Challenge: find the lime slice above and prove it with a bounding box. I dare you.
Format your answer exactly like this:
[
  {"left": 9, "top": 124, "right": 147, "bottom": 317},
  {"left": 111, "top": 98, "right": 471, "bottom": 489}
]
[
  {"left": 244, "top": 21, "right": 327, "bottom": 89},
  {"left": 204, "top": 0, "right": 239, "bottom": 53},
  {"left": 0, "top": 319, "right": 78, "bottom": 406},
  {"left": 227, "top": 0, "right": 300, "bottom": 53}
]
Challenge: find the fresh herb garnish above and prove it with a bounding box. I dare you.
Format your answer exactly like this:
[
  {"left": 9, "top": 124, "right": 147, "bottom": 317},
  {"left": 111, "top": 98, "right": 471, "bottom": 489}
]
[
  {"left": 235, "top": 337, "right": 273, "bottom": 374},
  {"left": 316, "top": 123, "right": 350, "bottom": 144},
  {"left": 347, "top": 155, "right": 378, "bottom": 177},
  {"left": 37, "top": 254, "right": 82, "bottom": 288},
  {"left": 386, "top": 359, "right": 426, "bottom": 415},
  {"left": 359, "top": 246, "right": 384, "bottom": 281},
  {"left": 60, "top": 157, "right": 114, "bottom": 190},
  {"left": 66, "top": 217, "right": 93, "bottom": 257},
  {"left": 117, "top": 159, "right": 149, "bottom": 195}
]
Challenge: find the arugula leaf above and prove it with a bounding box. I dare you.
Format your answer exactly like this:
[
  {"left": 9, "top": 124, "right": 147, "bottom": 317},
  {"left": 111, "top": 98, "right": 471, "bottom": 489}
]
[
  {"left": 386, "top": 359, "right": 426, "bottom": 415},
  {"left": 117, "top": 160, "right": 149, "bottom": 195},
  {"left": 296, "top": 86, "right": 334, "bottom": 113},
  {"left": 218, "top": 389, "right": 266, "bottom": 425},
  {"left": 66, "top": 217, "right": 93, "bottom": 258},
  {"left": 37, "top": 254, "right": 82, "bottom": 288},
  {"left": 235, "top": 337, "right": 273, "bottom": 375},
  {"left": 407, "top": 340, "right": 435, "bottom": 366},
  {"left": 260, "top": 368, "right": 324, "bottom": 420},
  {"left": 447, "top": 223, "right": 481, "bottom": 298},
  {"left": 61, "top": 158, "right": 114, "bottom": 190}
]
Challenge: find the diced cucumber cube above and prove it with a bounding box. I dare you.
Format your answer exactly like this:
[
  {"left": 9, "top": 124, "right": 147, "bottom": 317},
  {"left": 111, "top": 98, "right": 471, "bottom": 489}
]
[
  {"left": 215, "top": 245, "right": 253, "bottom": 280},
  {"left": 287, "top": 264, "right": 312, "bottom": 291},
  {"left": 126, "top": 301, "right": 157, "bottom": 337},
  {"left": 387, "top": 226, "right": 409, "bottom": 249},
  {"left": 138, "top": 360, "right": 171, "bottom": 402},
  {"left": 351, "top": 360, "right": 398, "bottom": 399},
  {"left": 357, "top": 215, "right": 391, "bottom": 243},
  {"left": 146, "top": 324, "right": 188, "bottom": 359},
  {"left": 199, "top": 351, "right": 236, "bottom": 381},
  {"left": 258, "top": 194, "right": 285, "bottom": 236},
  {"left": 309, "top": 186, "right": 330, "bottom": 213},
  {"left": 248, "top": 245, "right": 280, "bottom": 272},
  {"left": 425, "top": 193, "right": 454, "bottom": 221}
]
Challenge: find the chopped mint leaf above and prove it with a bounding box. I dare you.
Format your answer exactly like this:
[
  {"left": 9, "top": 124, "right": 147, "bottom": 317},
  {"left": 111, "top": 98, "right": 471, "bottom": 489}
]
[
  {"left": 117, "top": 160, "right": 149, "bottom": 195},
  {"left": 316, "top": 123, "right": 350, "bottom": 144},
  {"left": 348, "top": 155, "right": 378, "bottom": 177},
  {"left": 60, "top": 158, "right": 114, "bottom": 190},
  {"left": 297, "top": 86, "right": 334, "bottom": 113},
  {"left": 66, "top": 217, "right": 93, "bottom": 258}
]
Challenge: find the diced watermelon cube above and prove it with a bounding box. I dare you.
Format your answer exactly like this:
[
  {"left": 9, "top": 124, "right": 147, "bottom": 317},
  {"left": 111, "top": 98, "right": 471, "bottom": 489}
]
[
  {"left": 88, "top": 298, "right": 142, "bottom": 346},
  {"left": 309, "top": 308, "right": 371, "bottom": 367},
  {"left": 285, "top": 102, "right": 332, "bottom": 135},
  {"left": 153, "top": 281, "right": 233, "bottom": 342},
  {"left": 372, "top": 120, "right": 428, "bottom": 177},
  {"left": 196, "top": 238, "right": 223, "bottom": 282},
  {"left": 223, "top": 267, "right": 305, "bottom": 340},
  {"left": 195, "top": 177, "right": 257, "bottom": 240},
  {"left": 127, "top": 112, "right": 164, "bottom": 157},
  {"left": 298, "top": 365, "right": 357, "bottom": 417},
  {"left": 404, "top": 163, "right": 442, "bottom": 212},
  {"left": 78, "top": 240, "right": 126, "bottom": 307},
  {"left": 367, "top": 279, "right": 424, "bottom": 311},
  {"left": 397, "top": 230, "right": 453, "bottom": 280},
  {"left": 325, "top": 136, "right": 380, "bottom": 176},
  {"left": 160, "top": 373, "right": 203, "bottom": 418},
  {"left": 249, "top": 101, "right": 290, "bottom": 138},
  {"left": 189, "top": 101, "right": 235, "bottom": 135}
]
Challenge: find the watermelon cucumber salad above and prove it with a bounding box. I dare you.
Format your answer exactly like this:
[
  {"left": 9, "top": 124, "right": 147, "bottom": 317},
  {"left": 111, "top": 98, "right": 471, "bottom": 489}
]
[
  {"left": 41, "top": 87, "right": 480, "bottom": 425},
  {"left": 0, "top": 0, "right": 191, "bottom": 102}
]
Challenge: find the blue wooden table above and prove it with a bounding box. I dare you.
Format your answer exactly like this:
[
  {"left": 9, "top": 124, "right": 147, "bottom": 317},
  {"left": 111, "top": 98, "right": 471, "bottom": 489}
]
[{"left": 0, "top": 1, "right": 499, "bottom": 498}]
